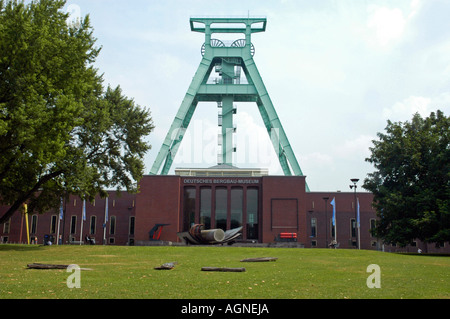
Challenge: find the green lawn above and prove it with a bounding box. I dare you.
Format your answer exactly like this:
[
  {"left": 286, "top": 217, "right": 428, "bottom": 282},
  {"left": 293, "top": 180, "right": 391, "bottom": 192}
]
[{"left": 0, "top": 244, "right": 448, "bottom": 299}]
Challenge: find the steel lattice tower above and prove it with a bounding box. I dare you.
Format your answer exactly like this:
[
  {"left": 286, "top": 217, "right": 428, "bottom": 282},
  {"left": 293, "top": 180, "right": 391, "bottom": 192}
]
[{"left": 150, "top": 17, "right": 308, "bottom": 190}]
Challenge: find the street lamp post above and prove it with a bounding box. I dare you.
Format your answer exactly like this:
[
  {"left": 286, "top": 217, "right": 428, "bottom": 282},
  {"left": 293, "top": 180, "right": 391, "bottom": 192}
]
[{"left": 349, "top": 178, "right": 359, "bottom": 249}]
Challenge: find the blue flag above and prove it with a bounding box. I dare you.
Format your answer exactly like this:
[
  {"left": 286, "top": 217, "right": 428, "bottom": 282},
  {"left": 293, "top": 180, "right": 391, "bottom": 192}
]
[
  {"left": 105, "top": 197, "right": 109, "bottom": 223},
  {"left": 330, "top": 197, "right": 336, "bottom": 226},
  {"left": 82, "top": 199, "right": 86, "bottom": 221},
  {"left": 59, "top": 198, "right": 64, "bottom": 220}
]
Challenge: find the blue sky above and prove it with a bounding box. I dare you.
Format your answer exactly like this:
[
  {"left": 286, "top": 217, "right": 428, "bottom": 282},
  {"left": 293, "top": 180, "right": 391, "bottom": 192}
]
[{"left": 65, "top": 0, "right": 450, "bottom": 191}]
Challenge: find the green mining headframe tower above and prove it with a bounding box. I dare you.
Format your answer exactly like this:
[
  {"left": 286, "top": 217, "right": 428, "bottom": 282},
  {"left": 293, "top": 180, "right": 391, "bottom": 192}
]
[{"left": 150, "top": 17, "right": 308, "bottom": 189}]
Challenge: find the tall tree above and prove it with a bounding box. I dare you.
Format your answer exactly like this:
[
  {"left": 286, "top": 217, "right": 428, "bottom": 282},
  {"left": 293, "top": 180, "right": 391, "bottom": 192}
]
[
  {"left": 0, "top": 0, "right": 154, "bottom": 223},
  {"left": 364, "top": 110, "right": 449, "bottom": 246}
]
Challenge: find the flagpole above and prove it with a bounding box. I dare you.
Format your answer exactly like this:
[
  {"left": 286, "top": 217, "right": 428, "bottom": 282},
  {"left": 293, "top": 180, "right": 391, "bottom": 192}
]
[
  {"left": 80, "top": 199, "right": 86, "bottom": 245},
  {"left": 24, "top": 204, "right": 30, "bottom": 245},
  {"left": 103, "top": 221, "right": 106, "bottom": 245},
  {"left": 20, "top": 211, "right": 24, "bottom": 244},
  {"left": 357, "top": 198, "right": 361, "bottom": 250},
  {"left": 56, "top": 218, "right": 61, "bottom": 245},
  {"left": 103, "top": 197, "right": 108, "bottom": 245},
  {"left": 56, "top": 198, "right": 63, "bottom": 245},
  {"left": 358, "top": 225, "right": 361, "bottom": 250},
  {"left": 330, "top": 197, "right": 337, "bottom": 248},
  {"left": 79, "top": 215, "right": 83, "bottom": 245},
  {"left": 335, "top": 214, "right": 337, "bottom": 249},
  {"left": 350, "top": 178, "right": 359, "bottom": 249}
]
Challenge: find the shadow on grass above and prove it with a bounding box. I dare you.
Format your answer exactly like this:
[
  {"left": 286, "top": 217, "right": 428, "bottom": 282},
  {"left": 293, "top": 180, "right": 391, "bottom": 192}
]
[
  {"left": 0, "top": 244, "right": 45, "bottom": 252},
  {"left": 396, "top": 252, "right": 450, "bottom": 257}
]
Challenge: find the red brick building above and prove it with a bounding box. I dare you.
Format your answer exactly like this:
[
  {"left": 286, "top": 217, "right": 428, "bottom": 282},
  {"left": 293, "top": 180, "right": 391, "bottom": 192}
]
[
  {"left": 134, "top": 173, "right": 372, "bottom": 249},
  {"left": 0, "top": 191, "right": 136, "bottom": 246},
  {"left": 1, "top": 167, "right": 449, "bottom": 253}
]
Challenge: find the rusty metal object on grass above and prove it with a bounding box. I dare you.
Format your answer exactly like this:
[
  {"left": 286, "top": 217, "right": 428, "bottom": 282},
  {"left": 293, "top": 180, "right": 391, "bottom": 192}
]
[{"left": 177, "top": 224, "right": 242, "bottom": 245}]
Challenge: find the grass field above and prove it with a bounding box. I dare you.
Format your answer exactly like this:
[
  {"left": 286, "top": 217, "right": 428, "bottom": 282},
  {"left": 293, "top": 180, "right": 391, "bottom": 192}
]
[{"left": 0, "top": 244, "right": 448, "bottom": 299}]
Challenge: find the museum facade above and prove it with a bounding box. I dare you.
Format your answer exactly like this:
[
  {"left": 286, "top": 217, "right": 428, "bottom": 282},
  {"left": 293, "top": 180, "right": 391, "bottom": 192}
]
[{"left": 2, "top": 166, "right": 448, "bottom": 253}]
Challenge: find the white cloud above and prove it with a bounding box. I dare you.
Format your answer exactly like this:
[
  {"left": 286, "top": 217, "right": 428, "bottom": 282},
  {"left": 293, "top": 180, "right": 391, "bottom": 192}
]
[
  {"left": 366, "top": 1, "right": 422, "bottom": 48},
  {"left": 382, "top": 94, "right": 450, "bottom": 122},
  {"left": 367, "top": 6, "right": 407, "bottom": 47},
  {"left": 383, "top": 96, "right": 431, "bottom": 120},
  {"left": 234, "top": 110, "right": 280, "bottom": 173},
  {"left": 172, "top": 118, "right": 218, "bottom": 167},
  {"left": 408, "top": 0, "right": 422, "bottom": 19},
  {"left": 333, "top": 135, "right": 374, "bottom": 159},
  {"left": 152, "top": 54, "right": 183, "bottom": 79},
  {"left": 302, "top": 152, "right": 334, "bottom": 168}
]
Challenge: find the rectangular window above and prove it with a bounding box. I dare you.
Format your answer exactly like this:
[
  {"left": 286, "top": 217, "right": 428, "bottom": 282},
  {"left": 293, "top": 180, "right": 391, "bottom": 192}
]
[
  {"left": 331, "top": 219, "right": 335, "bottom": 238},
  {"left": 183, "top": 187, "right": 196, "bottom": 231},
  {"left": 50, "top": 215, "right": 57, "bottom": 234},
  {"left": 370, "top": 218, "right": 376, "bottom": 237},
  {"left": 129, "top": 216, "right": 135, "bottom": 235},
  {"left": 246, "top": 188, "right": 258, "bottom": 240},
  {"left": 351, "top": 218, "right": 356, "bottom": 237},
  {"left": 230, "top": 187, "right": 243, "bottom": 229},
  {"left": 31, "top": 215, "right": 38, "bottom": 234},
  {"left": 70, "top": 216, "right": 77, "bottom": 234},
  {"left": 200, "top": 188, "right": 212, "bottom": 229},
  {"left": 311, "top": 218, "right": 317, "bottom": 238},
  {"left": 109, "top": 216, "right": 116, "bottom": 235},
  {"left": 90, "top": 216, "right": 96, "bottom": 235},
  {"left": 3, "top": 219, "right": 11, "bottom": 234},
  {"left": 215, "top": 187, "right": 227, "bottom": 231}
]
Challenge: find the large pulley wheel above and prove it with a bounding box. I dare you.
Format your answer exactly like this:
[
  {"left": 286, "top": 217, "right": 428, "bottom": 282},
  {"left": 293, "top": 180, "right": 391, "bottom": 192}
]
[
  {"left": 201, "top": 39, "right": 226, "bottom": 56},
  {"left": 231, "top": 39, "right": 255, "bottom": 56}
]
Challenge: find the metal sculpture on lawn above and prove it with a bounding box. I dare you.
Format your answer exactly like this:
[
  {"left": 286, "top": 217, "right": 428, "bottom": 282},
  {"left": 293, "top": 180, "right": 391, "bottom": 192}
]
[{"left": 177, "top": 224, "right": 242, "bottom": 245}]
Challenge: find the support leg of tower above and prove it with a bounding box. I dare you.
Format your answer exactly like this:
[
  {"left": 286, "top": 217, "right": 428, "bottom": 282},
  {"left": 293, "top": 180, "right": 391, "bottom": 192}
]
[
  {"left": 244, "top": 57, "right": 310, "bottom": 191},
  {"left": 150, "top": 57, "right": 211, "bottom": 175},
  {"left": 221, "top": 96, "right": 234, "bottom": 165}
]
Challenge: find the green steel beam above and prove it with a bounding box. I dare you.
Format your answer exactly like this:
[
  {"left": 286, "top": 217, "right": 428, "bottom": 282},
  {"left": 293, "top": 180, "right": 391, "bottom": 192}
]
[
  {"left": 190, "top": 17, "right": 267, "bottom": 34},
  {"left": 221, "top": 96, "right": 234, "bottom": 165},
  {"left": 150, "top": 57, "right": 211, "bottom": 175},
  {"left": 243, "top": 57, "right": 306, "bottom": 176}
]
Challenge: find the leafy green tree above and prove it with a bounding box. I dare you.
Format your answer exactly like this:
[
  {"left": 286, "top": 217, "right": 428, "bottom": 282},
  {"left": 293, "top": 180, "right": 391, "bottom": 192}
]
[
  {"left": 0, "top": 0, "right": 154, "bottom": 223},
  {"left": 364, "top": 110, "right": 449, "bottom": 246}
]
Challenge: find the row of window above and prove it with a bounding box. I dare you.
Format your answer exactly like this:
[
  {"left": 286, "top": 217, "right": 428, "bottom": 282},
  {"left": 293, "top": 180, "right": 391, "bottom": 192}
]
[
  {"left": 0, "top": 214, "right": 136, "bottom": 237},
  {"left": 310, "top": 239, "right": 380, "bottom": 248},
  {"left": 310, "top": 218, "right": 377, "bottom": 238},
  {"left": 309, "top": 200, "right": 374, "bottom": 211}
]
